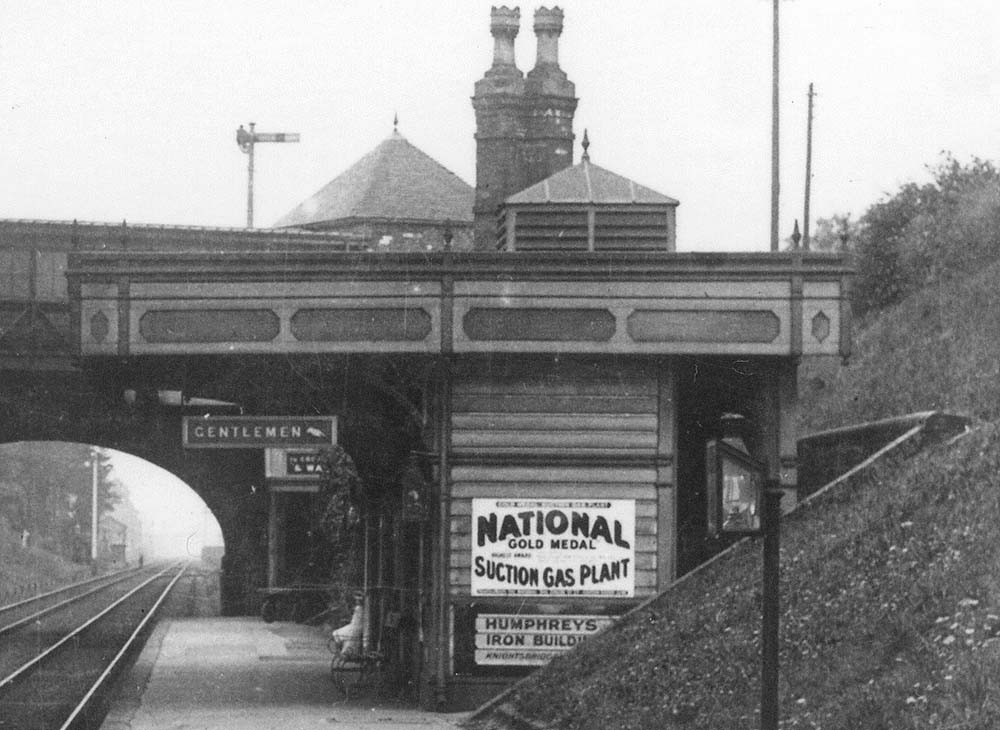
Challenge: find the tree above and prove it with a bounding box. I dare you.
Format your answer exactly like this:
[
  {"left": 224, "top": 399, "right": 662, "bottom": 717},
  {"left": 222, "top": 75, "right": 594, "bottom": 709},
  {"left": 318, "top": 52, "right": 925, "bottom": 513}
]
[
  {"left": 315, "top": 445, "right": 365, "bottom": 589},
  {"left": 809, "top": 214, "right": 858, "bottom": 253},
  {"left": 851, "top": 154, "right": 1000, "bottom": 316},
  {"left": 0, "top": 442, "right": 119, "bottom": 561}
]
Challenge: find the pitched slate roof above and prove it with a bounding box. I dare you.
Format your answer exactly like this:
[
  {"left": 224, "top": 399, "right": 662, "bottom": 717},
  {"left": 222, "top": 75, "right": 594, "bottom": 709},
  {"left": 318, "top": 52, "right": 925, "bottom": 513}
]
[
  {"left": 505, "top": 159, "right": 678, "bottom": 206},
  {"left": 273, "top": 132, "right": 474, "bottom": 229}
]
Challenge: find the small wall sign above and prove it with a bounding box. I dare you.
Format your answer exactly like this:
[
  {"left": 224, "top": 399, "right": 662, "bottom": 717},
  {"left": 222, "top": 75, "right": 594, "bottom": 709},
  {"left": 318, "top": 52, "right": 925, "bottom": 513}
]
[
  {"left": 286, "top": 451, "right": 327, "bottom": 475},
  {"left": 183, "top": 416, "right": 337, "bottom": 449},
  {"left": 452, "top": 605, "right": 622, "bottom": 675},
  {"left": 474, "top": 613, "right": 616, "bottom": 666}
]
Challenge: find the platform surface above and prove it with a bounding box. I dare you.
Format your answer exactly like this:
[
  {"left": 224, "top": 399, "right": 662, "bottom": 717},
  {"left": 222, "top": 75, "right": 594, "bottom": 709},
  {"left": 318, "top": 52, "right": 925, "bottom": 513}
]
[{"left": 101, "top": 617, "right": 469, "bottom": 730}]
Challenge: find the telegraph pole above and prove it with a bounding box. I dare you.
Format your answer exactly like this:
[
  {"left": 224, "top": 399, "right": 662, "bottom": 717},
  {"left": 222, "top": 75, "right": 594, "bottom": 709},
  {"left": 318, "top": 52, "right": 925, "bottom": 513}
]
[
  {"left": 90, "top": 452, "right": 99, "bottom": 572},
  {"left": 770, "top": 0, "right": 780, "bottom": 252},
  {"left": 803, "top": 83, "right": 816, "bottom": 251},
  {"left": 237, "top": 122, "right": 300, "bottom": 228}
]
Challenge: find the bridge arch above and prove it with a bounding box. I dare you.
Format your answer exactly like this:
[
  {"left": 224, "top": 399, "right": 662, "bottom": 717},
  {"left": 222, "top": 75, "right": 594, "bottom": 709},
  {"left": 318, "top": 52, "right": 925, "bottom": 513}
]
[
  {"left": 0, "top": 440, "right": 222, "bottom": 586},
  {"left": 0, "top": 354, "right": 432, "bottom": 615}
]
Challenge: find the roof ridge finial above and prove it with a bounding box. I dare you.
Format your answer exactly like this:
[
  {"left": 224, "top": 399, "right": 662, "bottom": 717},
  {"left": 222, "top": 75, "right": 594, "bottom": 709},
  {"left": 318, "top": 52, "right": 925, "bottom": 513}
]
[
  {"left": 581, "top": 128, "right": 590, "bottom": 162},
  {"left": 393, "top": 112, "right": 399, "bottom": 135}
]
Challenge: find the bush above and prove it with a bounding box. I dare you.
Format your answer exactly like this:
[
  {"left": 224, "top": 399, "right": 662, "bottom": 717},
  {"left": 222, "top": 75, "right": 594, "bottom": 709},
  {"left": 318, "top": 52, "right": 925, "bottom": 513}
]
[{"left": 852, "top": 154, "right": 1000, "bottom": 317}]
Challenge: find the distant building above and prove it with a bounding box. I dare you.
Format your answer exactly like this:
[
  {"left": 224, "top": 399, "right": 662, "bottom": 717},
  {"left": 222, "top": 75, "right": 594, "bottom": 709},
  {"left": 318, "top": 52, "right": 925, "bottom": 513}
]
[
  {"left": 110, "top": 488, "right": 143, "bottom": 565},
  {"left": 273, "top": 129, "right": 475, "bottom": 251},
  {"left": 98, "top": 514, "right": 128, "bottom": 567},
  {"left": 201, "top": 544, "right": 224, "bottom": 570}
]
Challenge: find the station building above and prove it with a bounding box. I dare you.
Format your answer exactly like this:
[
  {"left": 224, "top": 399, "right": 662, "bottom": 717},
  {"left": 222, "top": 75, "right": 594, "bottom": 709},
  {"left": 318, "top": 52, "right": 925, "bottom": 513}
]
[{"left": 0, "top": 6, "right": 852, "bottom": 711}]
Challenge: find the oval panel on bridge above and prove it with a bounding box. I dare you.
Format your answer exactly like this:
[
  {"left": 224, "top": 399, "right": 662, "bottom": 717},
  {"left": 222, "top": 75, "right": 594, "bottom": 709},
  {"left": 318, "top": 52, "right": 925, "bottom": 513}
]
[
  {"left": 289, "top": 307, "right": 432, "bottom": 342},
  {"left": 463, "top": 307, "right": 616, "bottom": 342},
  {"left": 139, "top": 309, "right": 280, "bottom": 343},
  {"left": 626, "top": 309, "right": 781, "bottom": 343}
]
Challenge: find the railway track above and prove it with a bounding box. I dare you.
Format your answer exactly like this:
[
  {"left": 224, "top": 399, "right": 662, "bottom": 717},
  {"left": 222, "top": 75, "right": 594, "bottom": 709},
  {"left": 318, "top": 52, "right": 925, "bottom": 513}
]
[
  {"left": 0, "top": 563, "right": 186, "bottom": 730},
  {"left": 0, "top": 567, "right": 148, "bottom": 638}
]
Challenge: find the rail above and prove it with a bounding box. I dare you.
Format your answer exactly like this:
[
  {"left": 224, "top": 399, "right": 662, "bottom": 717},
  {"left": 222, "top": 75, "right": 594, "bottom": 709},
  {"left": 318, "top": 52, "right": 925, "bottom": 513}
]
[
  {"left": 0, "top": 562, "right": 186, "bottom": 729},
  {"left": 0, "top": 565, "right": 148, "bottom": 637},
  {"left": 59, "top": 564, "right": 187, "bottom": 730}
]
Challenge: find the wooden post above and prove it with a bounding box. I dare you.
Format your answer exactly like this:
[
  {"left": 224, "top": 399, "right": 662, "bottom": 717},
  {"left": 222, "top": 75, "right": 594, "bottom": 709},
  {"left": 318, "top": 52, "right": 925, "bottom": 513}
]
[
  {"left": 505, "top": 210, "right": 517, "bottom": 251},
  {"left": 656, "top": 362, "right": 677, "bottom": 587},
  {"left": 116, "top": 276, "right": 130, "bottom": 357},
  {"left": 267, "top": 489, "right": 279, "bottom": 588},
  {"left": 434, "top": 360, "right": 453, "bottom": 708}
]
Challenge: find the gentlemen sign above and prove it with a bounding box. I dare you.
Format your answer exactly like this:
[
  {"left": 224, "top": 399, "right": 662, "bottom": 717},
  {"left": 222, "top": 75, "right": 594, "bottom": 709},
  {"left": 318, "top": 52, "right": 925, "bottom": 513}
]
[
  {"left": 471, "top": 499, "right": 636, "bottom": 597},
  {"left": 474, "top": 613, "right": 616, "bottom": 666},
  {"left": 183, "top": 416, "right": 337, "bottom": 449}
]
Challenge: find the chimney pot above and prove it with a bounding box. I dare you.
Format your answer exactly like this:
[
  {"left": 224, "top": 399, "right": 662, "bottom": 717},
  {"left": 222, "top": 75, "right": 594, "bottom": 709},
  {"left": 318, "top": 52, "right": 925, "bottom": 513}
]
[
  {"left": 533, "top": 6, "right": 564, "bottom": 66},
  {"left": 490, "top": 6, "right": 521, "bottom": 67}
]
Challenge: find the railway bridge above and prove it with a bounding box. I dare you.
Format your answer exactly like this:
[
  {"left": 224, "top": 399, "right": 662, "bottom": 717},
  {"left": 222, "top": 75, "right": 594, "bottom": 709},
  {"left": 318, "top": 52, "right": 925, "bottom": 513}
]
[
  {"left": 0, "top": 6, "right": 853, "bottom": 710},
  {"left": 0, "top": 216, "right": 851, "bottom": 708}
]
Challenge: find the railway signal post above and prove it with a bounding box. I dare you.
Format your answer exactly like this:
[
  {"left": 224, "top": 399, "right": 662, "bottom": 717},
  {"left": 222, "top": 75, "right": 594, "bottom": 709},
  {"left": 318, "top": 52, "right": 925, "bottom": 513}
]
[{"left": 236, "top": 122, "right": 300, "bottom": 228}]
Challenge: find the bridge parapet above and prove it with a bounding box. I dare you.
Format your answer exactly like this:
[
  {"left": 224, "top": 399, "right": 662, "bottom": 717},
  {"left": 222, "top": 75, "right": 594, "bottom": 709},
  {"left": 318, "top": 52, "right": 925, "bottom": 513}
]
[
  {"left": 0, "top": 218, "right": 368, "bottom": 369},
  {"left": 66, "top": 249, "right": 852, "bottom": 359}
]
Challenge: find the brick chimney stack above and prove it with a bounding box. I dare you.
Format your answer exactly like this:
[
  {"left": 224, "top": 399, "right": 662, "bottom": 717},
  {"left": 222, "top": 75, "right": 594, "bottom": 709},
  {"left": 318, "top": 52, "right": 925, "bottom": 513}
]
[
  {"left": 472, "top": 7, "right": 527, "bottom": 249},
  {"left": 472, "top": 6, "right": 577, "bottom": 249},
  {"left": 524, "top": 7, "right": 576, "bottom": 191},
  {"left": 490, "top": 5, "right": 520, "bottom": 67},
  {"left": 532, "top": 6, "right": 563, "bottom": 68}
]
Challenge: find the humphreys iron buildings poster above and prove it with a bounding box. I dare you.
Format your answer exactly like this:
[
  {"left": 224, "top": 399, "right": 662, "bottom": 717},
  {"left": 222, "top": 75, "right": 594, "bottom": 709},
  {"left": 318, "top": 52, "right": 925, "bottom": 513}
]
[
  {"left": 474, "top": 613, "right": 618, "bottom": 666},
  {"left": 471, "top": 499, "right": 636, "bottom": 597}
]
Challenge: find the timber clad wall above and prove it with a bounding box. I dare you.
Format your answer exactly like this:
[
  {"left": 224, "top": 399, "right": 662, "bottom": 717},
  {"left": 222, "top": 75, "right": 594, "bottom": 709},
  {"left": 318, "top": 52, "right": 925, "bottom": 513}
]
[
  {"left": 504, "top": 211, "right": 589, "bottom": 251},
  {"left": 593, "top": 210, "right": 673, "bottom": 252},
  {"left": 501, "top": 208, "right": 675, "bottom": 252},
  {"left": 447, "top": 357, "right": 663, "bottom": 596}
]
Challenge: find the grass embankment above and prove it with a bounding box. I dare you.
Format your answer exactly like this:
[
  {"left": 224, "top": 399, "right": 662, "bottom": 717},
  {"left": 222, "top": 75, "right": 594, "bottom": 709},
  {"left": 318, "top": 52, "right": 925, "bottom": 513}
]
[
  {"left": 482, "top": 429, "right": 1000, "bottom": 729},
  {"left": 800, "top": 260, "right": 1000, "bottom": 432},
  {"left": 472, "top": 262, "right": 1000, "bottom": 729},
  {"left": 0, "top": 521, "right": 92, "bottom": 605}
]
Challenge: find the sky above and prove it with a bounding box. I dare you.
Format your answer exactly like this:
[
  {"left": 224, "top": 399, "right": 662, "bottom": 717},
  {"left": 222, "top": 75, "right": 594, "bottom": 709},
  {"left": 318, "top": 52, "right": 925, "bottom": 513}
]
[
  {"left": 2, "top": 1, "right": 999, "bottom": 251},
  {"left": 109, "top": 451, "right": 224, "bottom": 558}
]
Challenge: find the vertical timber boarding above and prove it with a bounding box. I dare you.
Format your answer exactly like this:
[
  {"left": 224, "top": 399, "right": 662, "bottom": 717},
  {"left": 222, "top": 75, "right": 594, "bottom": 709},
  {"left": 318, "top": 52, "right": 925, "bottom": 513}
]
[{"left": 441, "top": 356, "right": 669, "bottom": 706}]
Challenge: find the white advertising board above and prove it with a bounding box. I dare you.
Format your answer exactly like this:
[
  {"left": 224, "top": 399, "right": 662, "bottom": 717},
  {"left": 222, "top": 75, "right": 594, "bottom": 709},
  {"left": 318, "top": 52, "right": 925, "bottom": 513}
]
[
  {"left": 471, "top": 499, "right": 636, "bottom": 597},
  {"left": 474, "top": 613, "right": 617, "bottom": 666}
]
